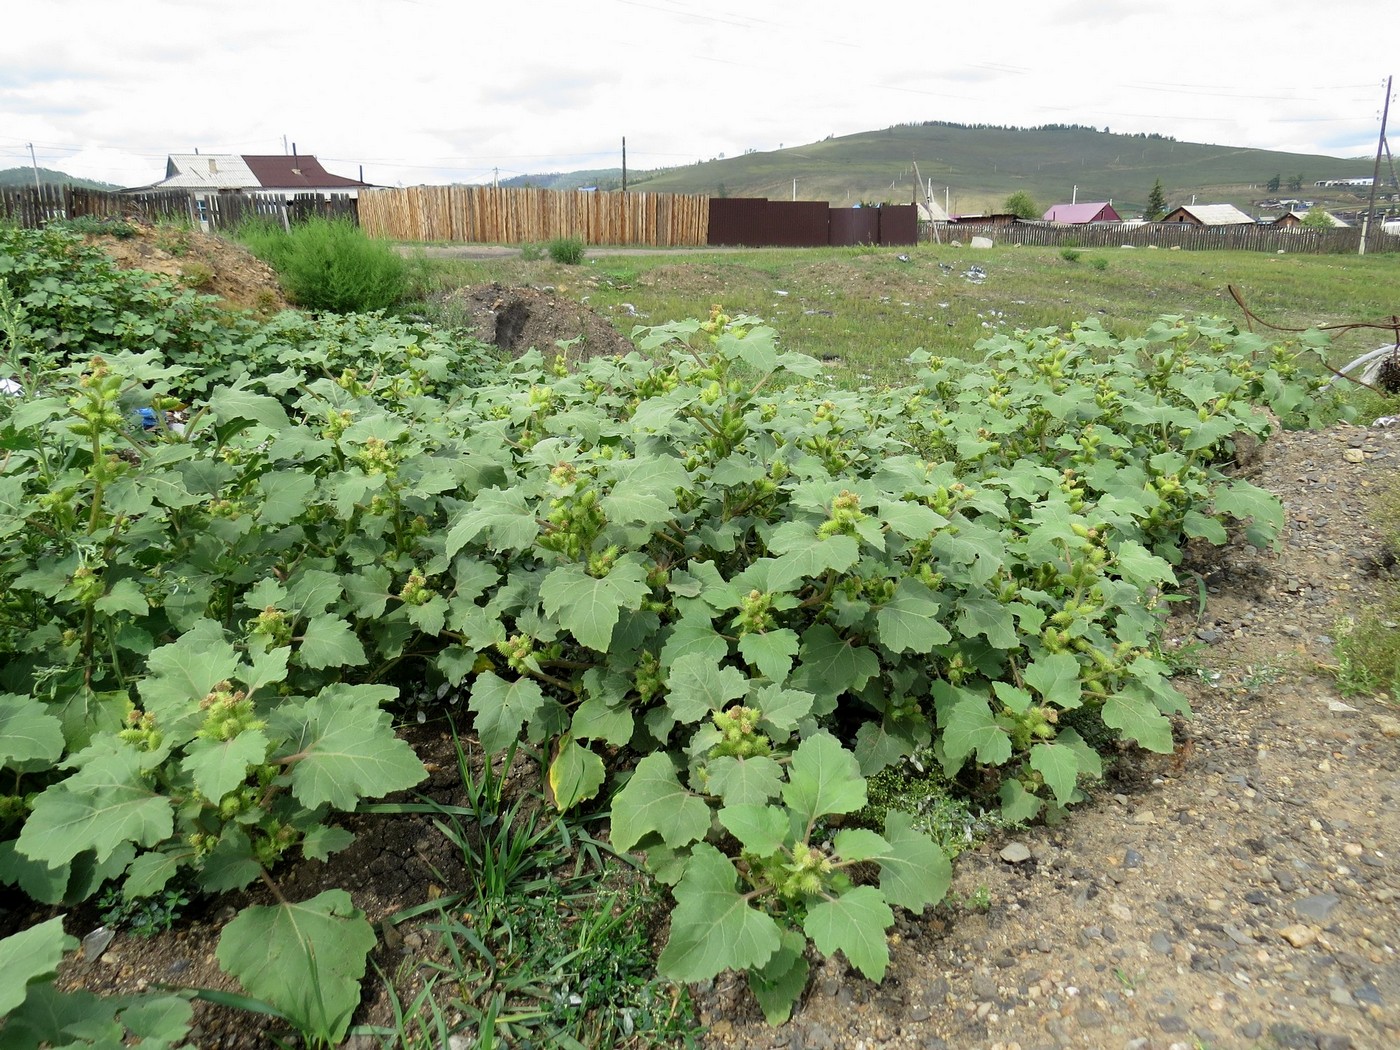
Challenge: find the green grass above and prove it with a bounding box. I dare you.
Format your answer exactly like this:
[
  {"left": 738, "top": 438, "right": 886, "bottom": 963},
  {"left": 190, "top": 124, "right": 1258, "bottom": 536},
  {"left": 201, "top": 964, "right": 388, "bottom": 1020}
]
[{"left": 405, "top": 242, "right": 1400, "bottom": 387}]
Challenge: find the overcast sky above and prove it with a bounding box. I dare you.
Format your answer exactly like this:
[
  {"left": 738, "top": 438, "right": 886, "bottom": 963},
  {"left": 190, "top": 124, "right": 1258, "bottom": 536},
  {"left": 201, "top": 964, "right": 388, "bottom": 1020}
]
[{"left": 2, "top": 0, "right": 1392, "bottom": 189}]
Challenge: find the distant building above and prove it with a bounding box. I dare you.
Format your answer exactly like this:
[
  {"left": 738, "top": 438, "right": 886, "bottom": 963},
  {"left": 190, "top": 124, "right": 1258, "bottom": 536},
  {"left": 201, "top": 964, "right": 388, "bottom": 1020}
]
[
  {"left": 1273, "top": 210, "right": 1350, "bottom": 228},
  {"left": 949, "top": 212, "right": 1019, "bottom": 225},
  {"left": 1042, "top": 201, "right": 1121, "bottom": 223},
  {"left": 1159, "top": 203, "right": 1254, "bottom": 226},
  {"left": 1314, "top": 177, "right": 1374, "bottom": 188}
]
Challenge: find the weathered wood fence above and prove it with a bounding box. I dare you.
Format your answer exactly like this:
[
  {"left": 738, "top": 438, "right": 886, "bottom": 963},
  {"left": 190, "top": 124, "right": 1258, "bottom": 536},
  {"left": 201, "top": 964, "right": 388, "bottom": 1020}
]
[
  {"left": 0, "top": 185, "right": 358, "bottom": 233},
  {"left": 0, "top": 185, "right": 192, "bottom": 228},
  {"left": 358, "top": 186, "right": 710, "bottom": 246},
  {"left": 946, "top": 220, "right": 1400, "bottom": 255}
]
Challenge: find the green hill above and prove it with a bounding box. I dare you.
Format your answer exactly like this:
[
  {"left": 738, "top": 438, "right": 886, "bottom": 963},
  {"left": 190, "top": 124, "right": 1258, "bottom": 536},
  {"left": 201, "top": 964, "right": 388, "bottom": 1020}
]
[
  {"left": 0, "top": 167, "right": 123, "bottom": 191},
  {"left": 572, "top": 123, "right": 1382, "bottom": 218}
]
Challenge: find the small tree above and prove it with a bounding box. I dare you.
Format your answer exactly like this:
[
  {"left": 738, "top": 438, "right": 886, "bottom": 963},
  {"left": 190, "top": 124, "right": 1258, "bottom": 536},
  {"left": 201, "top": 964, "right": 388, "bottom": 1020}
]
[
  {"left": 1300, "top": 206, "right": 1335, "bottom": 229},
  {"left": 1003, "top": 190, "right": 1040, "bottom": 219},
  {"left": 1287, "top": 173, "right": 1305, "bottom": 193},
  {"left": 1266, "top": 173, "right": 1282, "bottom": 193},
  {"left": 1145, "top": 179, "right": 1167, "bottom": 221}
]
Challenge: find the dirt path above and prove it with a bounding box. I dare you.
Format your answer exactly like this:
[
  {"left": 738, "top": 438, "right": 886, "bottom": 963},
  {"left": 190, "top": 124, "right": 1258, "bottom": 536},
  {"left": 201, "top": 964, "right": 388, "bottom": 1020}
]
[{"left": 697, "top": 421, "right": 1400, "bottom": 1050}]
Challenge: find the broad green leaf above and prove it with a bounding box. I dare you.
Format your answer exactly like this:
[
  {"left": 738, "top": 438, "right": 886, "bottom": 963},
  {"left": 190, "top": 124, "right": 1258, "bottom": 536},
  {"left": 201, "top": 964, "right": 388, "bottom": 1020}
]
[
  {"left": 124, "top": 849, "right": 187, "bottom": 898},
  {"left": 540, "top": 557, "right": 650, "bottom": 653},
  {"left": 875, "top": 578, "right": 951, "bottom": 654},
  {"left": 609, "top": 753, "right": 711, "bottom": 853},
  {"left": 717, "top": 803, "right": 789, "bottom": 855},
  {"left": 659, "top": 616, "right": 729, "bottom": 670},
  {"left": 1103, "top": 689, "right": 1175, "bottom": 753},
  {"left": 94, "top": 578, "right": 148, "bottom": 618},
  {"left": 705, "top": 754, "right": 784, "bottom": 805},
  {"left": 1029, "top": 741, "right": 1082, "bottom": 805},
  {"left": 181, "top": 730, "right": 270, "bottom": 803},
  {"left": 0, "top": 693, "right": 64, "bottom": 765},
  {"left": 803, "top": 885, "right": 894, "bottom": 982},
  {"left": 548, "top": 736, "right": 606, "bottom": 811},
  {"left": 0, "top": 841, "right": 71, "bottom": 904},
  {"left": 992, "top": 681, "right": 1034, "bottom": 715},
  {"left": 282, "top": 685, "right": 427, "bottom": 810},
  {"left": 468, "top": 672, "right": 547, "bottom": 754},
  {"left": 657, "top": 843, "right": 782, "bottom": 982},
  {"left": 877, "top": 500, "right": 948, "bottom": 539},
  {"left": 751, "top": 684, "right": 815, "bottom": 733},
  {"left": 999, "top": 778, "right": 1044, "bottom": 823},
  {"left": 301, "top": 825, "right": 356, "bottom": 862},
  {"left": 140, "top": 620, "right": 239, "bottom": 719},
  {"left": 665, "top": 653, "right": 749, "bottom": 723},
  {"left": 941, "top": 692, "right": 1013, "bottom": 767},
  {"left": 446, "top": 487, "right": 540, "bottom": 555},
  {"left": 286, "top": 569, "right": 343, "bottom": 619},
  {"left": 832, "top": 828, "right": 891, "bottom": 863},
  {"left": 208, "top": 388, "right": 291, "bottom": 433},
  {"left": 781, "top": 732, "right": 866, "bottom": 827},
  {"left": 117, "top": 994, "right": 195, "bottom": 1044},
  {"left": 954, "top": 597, "right": 1019, "bottom": 649},
  {"left": 737, "top": 628, "right": 800, "bottom": 682},
  {"left": 1113, "top": 540, "right": 1176, "bottom": 586},
  {"left": 216, "top": 889, "right": 376, "bottom": 1045},
  {"left": 570, "top": 690, "right": 635, "bottom": 747},
  {"left": 853, "top": 717, "right": 927, "bottom": 776},
  {"left": 1212, "top": 478, "right": 1284, "bottom": 547},
  {"left": 789, "top": 624, "right": 879, "bottom": 701},
  {"left": 297, "top": 614, "right": 368, "bottom": 670},
  {"left": 0, "top": 916, "right": 72, "bottom": 1015},
  {"left": 258, "top": 471, "right": 318, "bottom": 525},
  {"left": 17, "top": 749, "right": 173, "bottom": 867},
  {"left": 748, "top": 928, "right": 809, "bottom": 1025},
  {"left": 879, "top": 810, "right": 951, "bottom": 912},
  {"left": 769, "top": 523, "right": 860, "bottom": 588},
  {"left": 1023, "top": 652, "right": 1083, "bottom": 709}
]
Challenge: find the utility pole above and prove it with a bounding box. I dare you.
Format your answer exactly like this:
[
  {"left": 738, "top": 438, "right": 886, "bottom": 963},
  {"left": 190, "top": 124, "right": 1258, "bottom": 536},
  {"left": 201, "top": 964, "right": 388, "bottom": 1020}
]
[
  {"left": 621, "top": 136, "right": 627, "bottom": 192},
  {"left": 792, "top": 178, "right": 797, "bottom": 201},
  {"left": 27, "top": 143, "right": 41, "bottom": 193},
  {"left": 1361, "top": 74, "right": 1392, "bottom": 256},
  {"left": 493, "top": 167, "right": 498, "bottom": 189}
]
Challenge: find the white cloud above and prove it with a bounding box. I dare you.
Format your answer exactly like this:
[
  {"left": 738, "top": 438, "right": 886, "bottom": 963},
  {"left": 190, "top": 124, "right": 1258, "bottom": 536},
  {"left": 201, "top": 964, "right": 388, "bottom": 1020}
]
[{"left": 1, "top": 0, "right": 1389, "bottom": 187}]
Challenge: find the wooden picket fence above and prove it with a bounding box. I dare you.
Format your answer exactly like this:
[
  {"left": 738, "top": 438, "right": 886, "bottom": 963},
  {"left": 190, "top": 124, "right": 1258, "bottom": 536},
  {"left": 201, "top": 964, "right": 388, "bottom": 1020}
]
[
  {"left": 0, "top": 185, "right": 193, "bottom": 228},
  {"left": 946, "top": 219, "right": 1400, "bottom": 255},
  {"left": 358, "top": 185, "right": 709, "bottom": 246}
]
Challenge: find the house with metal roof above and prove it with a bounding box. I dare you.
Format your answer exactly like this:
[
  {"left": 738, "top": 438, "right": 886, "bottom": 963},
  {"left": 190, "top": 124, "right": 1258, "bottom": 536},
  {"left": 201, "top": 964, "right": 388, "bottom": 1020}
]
[
  {"left": 146, "top": 153, "right": 370, "bottom": 198},
  {"left": 1272, "top": 209, "right": 1350, "bottom": 228},
  {"left": 1159, "top": 203, "right": 1254, "bottom": 226},
  {"left": 1043, "top": 201, "right": 1121, "bottom": 224}
]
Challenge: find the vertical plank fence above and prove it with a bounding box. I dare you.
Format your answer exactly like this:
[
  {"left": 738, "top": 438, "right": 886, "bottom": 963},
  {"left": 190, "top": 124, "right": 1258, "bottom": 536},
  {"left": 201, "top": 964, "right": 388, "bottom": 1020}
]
[
  {"left": 0, "top": 185, "right": 358, "bottom": 233},
  {"left": 945, "top": 220, "right": 1400, "bottom": 255},
  {"left": 357, "top": 186, "right": 710, "bottom": 246}
]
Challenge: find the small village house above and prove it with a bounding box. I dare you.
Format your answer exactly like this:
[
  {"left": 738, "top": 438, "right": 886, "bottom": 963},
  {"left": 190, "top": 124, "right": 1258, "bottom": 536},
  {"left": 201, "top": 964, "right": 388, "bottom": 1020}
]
[
  {"left": 1159, "top": 203, "right": 1254, "bottom": 226},
  {"left": 1043, "top": 201, "right": 1121, "bottom": 223},
  {"left": 139, "top": 152, "right": 371, "bottom": 228}
]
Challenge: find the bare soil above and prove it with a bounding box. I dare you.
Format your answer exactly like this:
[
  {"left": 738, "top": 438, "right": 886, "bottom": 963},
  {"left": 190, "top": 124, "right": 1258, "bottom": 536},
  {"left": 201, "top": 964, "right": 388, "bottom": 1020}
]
[
  {"left": 13, "top": 231, "right": 1400, "bottom": 1050},
  {"left": 88, "top": 222, "right": 290, "bottom": 315}
]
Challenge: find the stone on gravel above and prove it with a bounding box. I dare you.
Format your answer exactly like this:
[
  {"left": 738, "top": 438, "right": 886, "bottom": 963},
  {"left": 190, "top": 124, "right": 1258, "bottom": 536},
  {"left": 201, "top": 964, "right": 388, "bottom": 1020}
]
[
  {"left": 999, "top": 842, "right": 1033, "bottom": 864},
  {"left": 1292, "top": 893, "right": 1341, "bottom": 921},
  {"left": 1280, "top": 923, "right": 1319, "bottom": 947}
]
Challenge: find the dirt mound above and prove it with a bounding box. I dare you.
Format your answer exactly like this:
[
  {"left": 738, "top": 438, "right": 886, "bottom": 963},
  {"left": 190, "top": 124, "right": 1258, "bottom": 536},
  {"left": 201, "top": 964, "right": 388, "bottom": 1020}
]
[
  {"left": 88, "top": 222, "right": 289, "bottom": 315},
  {"left": 436, "top": 282, "right": 636, "bottom": 363}
]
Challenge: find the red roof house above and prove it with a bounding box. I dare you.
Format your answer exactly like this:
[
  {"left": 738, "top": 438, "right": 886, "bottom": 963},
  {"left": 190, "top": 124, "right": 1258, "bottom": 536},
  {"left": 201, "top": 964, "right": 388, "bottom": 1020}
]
[{"left": 1043, "top": 201, "right": 1121, "bottom": 223}]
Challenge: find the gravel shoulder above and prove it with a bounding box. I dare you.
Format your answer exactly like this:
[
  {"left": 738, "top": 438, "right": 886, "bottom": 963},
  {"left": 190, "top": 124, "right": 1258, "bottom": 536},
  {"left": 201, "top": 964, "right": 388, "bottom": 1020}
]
[{"left": 697, "top": 421, "right": 1400, "bottom": 1050}]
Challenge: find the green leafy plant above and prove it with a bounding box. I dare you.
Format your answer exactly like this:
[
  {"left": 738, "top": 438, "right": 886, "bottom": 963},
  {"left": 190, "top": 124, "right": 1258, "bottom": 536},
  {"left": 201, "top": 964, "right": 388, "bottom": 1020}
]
[
  {"left": 0, "top": 917, "right": 196, "bottom": 1048},
  {"left": 98, "top": 882, "right": 192, "bottom": 937},
  {"left": 238, "top": 216, "right": 407, "bottom": 312},
  {"left": 519, "top": 242, "right": 546, "bottom": 262},
  {"left": 1088, "top": 256, "right": 1108, "bottom": 271},
  {"left": 547, "top": 237, "right": 586, "bottom": 265},
  {"left": 1060, "top": 247, "right": 1082, "bottom": 263}
]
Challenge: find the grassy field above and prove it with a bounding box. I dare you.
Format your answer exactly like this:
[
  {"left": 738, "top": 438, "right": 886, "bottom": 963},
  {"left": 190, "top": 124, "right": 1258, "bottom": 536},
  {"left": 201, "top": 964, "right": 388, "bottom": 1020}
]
[{"left": 407, "top": 241, "right": 1400, "bottom": 388}]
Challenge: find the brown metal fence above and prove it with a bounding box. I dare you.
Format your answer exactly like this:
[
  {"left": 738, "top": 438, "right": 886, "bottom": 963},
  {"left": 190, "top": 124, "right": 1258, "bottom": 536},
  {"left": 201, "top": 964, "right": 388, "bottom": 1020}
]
[
  {"left": 709, "top": 199, "right": 918, "bottom": 248},
  {"left": 946, "top": 220, "right": 1400, "bottom": 255},
  {"left": 357, "top": 185, "right": 709, "bottom": 246}
]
